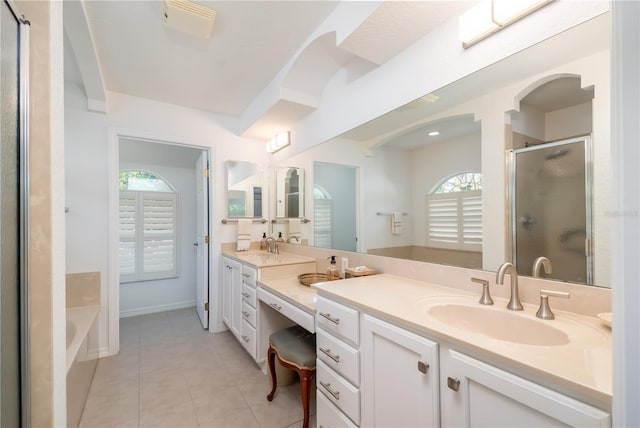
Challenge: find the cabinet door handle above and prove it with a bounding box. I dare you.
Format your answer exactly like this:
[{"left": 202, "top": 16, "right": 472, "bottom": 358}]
[
  {"left": 447, "top": 377, "right": 460, "bottom": 392},
  {"left": 418, "top": 361, "right": 429, "bottom": 374},
  {"left": 319, "top": 347, "right": 340, "bottom": 363},
  {"left": 319, "top": 312, "right": 340, "bottom": 325},
  {"left": 269, "top": 302, "right": 282, "bottom": 311},
  {"left": 319, "top": 381, "right": 340, "bottom": 400}
]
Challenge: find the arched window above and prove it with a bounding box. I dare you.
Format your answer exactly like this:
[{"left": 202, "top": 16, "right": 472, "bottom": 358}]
[
  {"left": 426, "top": 172, "right": 482, "bottom": 250},
  {"left": 119, "top": 170, "right": 178, "bottom": 282}
]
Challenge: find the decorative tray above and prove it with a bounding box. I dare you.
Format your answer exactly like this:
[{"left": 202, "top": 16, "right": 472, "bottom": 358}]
[{"left": 298, "top": 273, "right": 328, "bottom": 287}]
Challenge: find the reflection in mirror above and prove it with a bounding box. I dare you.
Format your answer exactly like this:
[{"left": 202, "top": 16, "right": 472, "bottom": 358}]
[
  {"left": 225, "top": 160, "right": 263, "bottom": 218},
  {"left": 276, "top": 167, "right": 305, "bottom": 218},
  {"left": 313, "top": 162, "right": 357, "bottom": 252},
  {"left": 274, "top": 13, "right": 609, "bottom": 287}
]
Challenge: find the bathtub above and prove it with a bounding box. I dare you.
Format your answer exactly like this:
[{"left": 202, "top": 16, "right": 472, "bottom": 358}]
[{"left": 66, "top": 305, "right": 100, "bottom": 428}]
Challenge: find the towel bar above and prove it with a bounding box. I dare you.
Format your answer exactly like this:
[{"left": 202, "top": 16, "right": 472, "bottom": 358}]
[{"left": 221, "top": 218, "right": 268, "bottom": 224}]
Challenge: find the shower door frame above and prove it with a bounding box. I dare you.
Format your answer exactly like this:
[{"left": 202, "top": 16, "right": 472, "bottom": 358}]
[
  {"left": 508, "top": 135, "right": 593, "bottom": 285},
  {"left": 4, "top": 0, "right": 31, "bottom": 425}
]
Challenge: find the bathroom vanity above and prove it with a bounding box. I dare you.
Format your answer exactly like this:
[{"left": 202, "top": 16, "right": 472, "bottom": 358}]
[{"left": 314, "top": 274, "right": 611, "bottom": 428}]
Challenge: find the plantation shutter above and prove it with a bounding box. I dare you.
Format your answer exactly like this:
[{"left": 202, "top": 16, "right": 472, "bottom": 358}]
[
  {"left": 119, "top": 190, "right": 177, "bottom": 282},
  {"left": 426, "top": 190, "right": 482, "bottom": 251},
  {"left": 314, "top": 199, "right": 332, "bottom": 248},
  {"left": 119, "top": 191, "right": 137, "bottom": 282},
  {"left": 141, "top": 192, "right": 177, "bottom": 279}
]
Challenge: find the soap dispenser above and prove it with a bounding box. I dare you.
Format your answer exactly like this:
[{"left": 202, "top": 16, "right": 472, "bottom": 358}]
[
  {"left": 260, "top": 233, "right": 267, "bottom": 250},
  {"left": 276, "top": 232, "right": 285, "bottom": 243},
  {"left": 327, "top": 256, "right": 340, "bottom": 281}
]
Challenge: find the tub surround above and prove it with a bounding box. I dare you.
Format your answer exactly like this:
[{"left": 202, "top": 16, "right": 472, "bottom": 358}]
[{"left": 66, "top": 272, "right": 101, "bottom": 428}]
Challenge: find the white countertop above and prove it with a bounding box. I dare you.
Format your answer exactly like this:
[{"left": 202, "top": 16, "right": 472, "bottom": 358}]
[
  {"left": 224, "top": 250, "right": 315, "bottom": 268},
  {"left": 313, "top": 274, "right": 612, "bottom": 407},
  {"left": 257, "top": 276, "right": 318, "bottom": 314}
]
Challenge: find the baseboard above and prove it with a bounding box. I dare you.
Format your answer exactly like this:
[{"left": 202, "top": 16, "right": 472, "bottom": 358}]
[
  {"left": 119, "top": 300, "right": 196, "bottom": 318},
  {"left": 209, "top": 321, "right": 228, "bottom": 333}
]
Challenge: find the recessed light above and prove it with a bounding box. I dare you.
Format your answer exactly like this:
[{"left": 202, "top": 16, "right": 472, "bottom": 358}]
[{"left": 428, "top": 131, "right": 440, "bottom": 137}]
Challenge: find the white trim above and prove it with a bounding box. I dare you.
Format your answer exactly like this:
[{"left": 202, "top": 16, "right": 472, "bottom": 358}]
[
  {"left": 611, "top": 2, "right": 640, "bottom": 425},
  {"left": 119, "top": 300, "right": 196, "bottom": 318},
  {"left": 107, "top": 127, "right": 215, "bottom": 358}
]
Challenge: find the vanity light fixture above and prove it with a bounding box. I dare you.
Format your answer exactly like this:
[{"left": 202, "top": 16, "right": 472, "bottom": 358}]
[
  {"left": 266, "top": 131, "right": 291, "bottom": 154},
  {"left": 459, "top": 0, "right": 554, "bottom": 48},
  {"left": 428, "top": 131, "right": 440, "bottom": 137}
]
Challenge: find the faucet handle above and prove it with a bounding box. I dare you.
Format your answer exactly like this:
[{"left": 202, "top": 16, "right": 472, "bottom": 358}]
[
  {"left": 536, "top": 289, "right": 570, "bottom": 320},
  {"left": 471, "top": 278, "right": 493, "bottom": 305}
]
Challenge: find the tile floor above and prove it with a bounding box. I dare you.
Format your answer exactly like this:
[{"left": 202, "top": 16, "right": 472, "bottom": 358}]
[{"left": 79, "top": 308, "right": 316, "bottom": 428}]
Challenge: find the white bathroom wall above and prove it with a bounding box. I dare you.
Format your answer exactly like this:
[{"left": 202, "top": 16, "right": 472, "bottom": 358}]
[
  {"left": 119, "top": 141, "right": 201, "bottom": 317},
  {"left": 545, "top": 102, "right": 593, "bottom": 141}
]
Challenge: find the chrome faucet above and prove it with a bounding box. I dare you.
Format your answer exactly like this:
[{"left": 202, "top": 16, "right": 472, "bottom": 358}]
[
  {"left": 288, "top": 235, "right": 300, "bottom": 243},
  {"left": 496, "top": 262, "right": 523, "bottom": 311},
  {"left": 532, "top": 256, "right": 552, "bottom": 277},
  {"left": 265, "top": 237, "right": 278, "bottom": 254}
]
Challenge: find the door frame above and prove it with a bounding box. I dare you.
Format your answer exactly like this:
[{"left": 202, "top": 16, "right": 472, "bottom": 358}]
[{"left": 107, "top": 128, "right": 213, "bottom": 355}]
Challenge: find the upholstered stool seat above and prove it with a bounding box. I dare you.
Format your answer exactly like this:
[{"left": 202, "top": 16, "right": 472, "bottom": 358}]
[{"left": 267, "top": 325, "right": 316, "bottom": 428}]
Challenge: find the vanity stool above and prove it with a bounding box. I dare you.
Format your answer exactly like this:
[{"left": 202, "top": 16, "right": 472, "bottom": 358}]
[{"left": 267, "top": 325, "right": 316, "bottom": 428}]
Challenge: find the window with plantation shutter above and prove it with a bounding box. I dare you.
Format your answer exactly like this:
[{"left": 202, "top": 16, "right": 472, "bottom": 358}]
[
  {"left": 314, "top": 185, "right": 332, "bottom": 248},
  {"left": 426, "top": 173, "right": 482, "bottom": 251},
  {"left": 119, "top": 171, "right": 178, "bottom": 283}
]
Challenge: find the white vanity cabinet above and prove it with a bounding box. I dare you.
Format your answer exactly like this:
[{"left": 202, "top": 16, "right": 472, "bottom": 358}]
[
  {"left": 316, "top": 296, "right": 361, "bottom": 427},
  {"left": 316, "top": 293, "right": 611, "bottom": 428},
  {"left": 361, "top": 315, "right": 440, "bottom": 427},
  {"left": 239, "top": 265, "right": 258, "bottom": 358},
  {"left": 440, "top": 347, "right": 611, "bottom": 428},
  {"left": 221, "top": 256, "right": 241, "bottom": 336}
]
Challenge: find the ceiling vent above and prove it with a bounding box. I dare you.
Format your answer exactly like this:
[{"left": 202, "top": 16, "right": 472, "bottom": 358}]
[{"left": 163, "top": 0, "right": 216, "bottom": 38}]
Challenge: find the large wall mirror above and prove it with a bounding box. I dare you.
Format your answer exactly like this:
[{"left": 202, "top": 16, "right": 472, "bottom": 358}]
[
  {"left": 275, "top": 12, "right": 610, "bottom": 288},
  {"left": 225, "top": 160, "right": 264, "bottom": 218}
]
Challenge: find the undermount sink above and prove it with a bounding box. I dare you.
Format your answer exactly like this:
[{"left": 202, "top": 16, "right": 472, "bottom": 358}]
[{"left": 427, "top": 303, "right": 570, "bottom": 346}]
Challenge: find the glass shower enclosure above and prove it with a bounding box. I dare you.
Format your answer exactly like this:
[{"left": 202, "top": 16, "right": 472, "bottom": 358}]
[
  {"left": 1, "top": 0, "right": 30, "bottom": 425},
  {"left": 509, "top": 136, "right": 592, "bottom": 284}
]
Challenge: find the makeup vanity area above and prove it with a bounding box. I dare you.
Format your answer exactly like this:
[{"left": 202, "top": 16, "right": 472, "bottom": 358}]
[{"left": 220, "top": 8, "right": 613, "bottom": 428}]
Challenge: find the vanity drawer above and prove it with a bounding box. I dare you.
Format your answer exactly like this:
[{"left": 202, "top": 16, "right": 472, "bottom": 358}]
[
  {"left": 242, "top": 265, "right": 257, "bottom": 286},
  {"left": 317, "top": 360, "right": 360, "bottom": 425},
  {"left": 317, "top": 389, "right": 358, "bottom": 428},
  {"left": 240, "top": 319, "right": 256, "bottom": 359},
  {"left": 242, "top": 283, "right": 257, "bottom": 308},
  {"left": 258, "top": 288, "right": 315, "bottom": 333},
  {"left": 316, "top": 296, "right": 359, "bottom": 346},
  {"left": 317, "top": 327, "right": 360, "bottom": 386},
  {"left": 242, "top": 301, "right": 256, "bottom": 328}
]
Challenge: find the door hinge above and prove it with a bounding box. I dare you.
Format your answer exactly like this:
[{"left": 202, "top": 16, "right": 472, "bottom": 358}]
[
  {"left": 204, "top": 235, "right": 209, "bottom": 244},
  {"left": 205, "top": 302, "right": 209, "bottom": 311},
  {"left": 204, "top": 168, "right": 210, "bottom": 178}
]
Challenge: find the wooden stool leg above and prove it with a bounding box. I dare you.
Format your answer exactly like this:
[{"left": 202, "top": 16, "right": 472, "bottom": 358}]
[
  {"left": 266, "top": 346, "right": 277, "bottom": 401},
  {"left": 299, "top": 369, "right": 315, "bottom": 428}
]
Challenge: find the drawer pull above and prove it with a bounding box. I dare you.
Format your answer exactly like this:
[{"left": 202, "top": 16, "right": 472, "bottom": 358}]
[
  {"left": 319, "top": 381, "right": 340, "bottom": 400},
  {"left": 242, "top": 311, "right": 250, "bottom": 318},
  {"left": 242, "top": 273, "right": 250, "bottom": 278},
  {"left": 269, "top": 302, "right": 282, "bottom": 311},
  {"left": 242, "top": 292, "right": 250, "bottom": 298},
  {"left": 418, "top": 361, "right": 429, "bottom": 374},
  {"left": 319, "top": 312, "right": 340, "bottom": 325},
  {"left": 319, "top": 347, "right": 341, "bottom": 363},
  {"left": 447, "top": 377, "right": 460, "bottom": 392},
  {"left": 241, "top": 335, "right": 250, "bottom": 343}
]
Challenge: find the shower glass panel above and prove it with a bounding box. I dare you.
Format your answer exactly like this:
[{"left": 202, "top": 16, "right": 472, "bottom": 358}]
[
  {"left": 1, "top": 0, "right": 28, "bottom": 425},
  {"left": 510, "top": 136, "right": 592, "bottom": 284}
]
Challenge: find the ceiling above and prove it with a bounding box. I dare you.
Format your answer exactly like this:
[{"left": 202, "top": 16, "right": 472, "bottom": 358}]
[{"left": 64, "top": 1, "right": 475, "bottom": 138}]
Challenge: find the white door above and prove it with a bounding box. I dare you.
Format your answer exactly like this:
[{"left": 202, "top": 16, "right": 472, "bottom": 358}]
[{"left": 195, "top": 151, "right": 209, "bottom": 328}]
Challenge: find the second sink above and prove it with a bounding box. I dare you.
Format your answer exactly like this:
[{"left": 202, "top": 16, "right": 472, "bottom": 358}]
[{"left": 427, "top": 303, "right": 570, "bottom": 346}]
